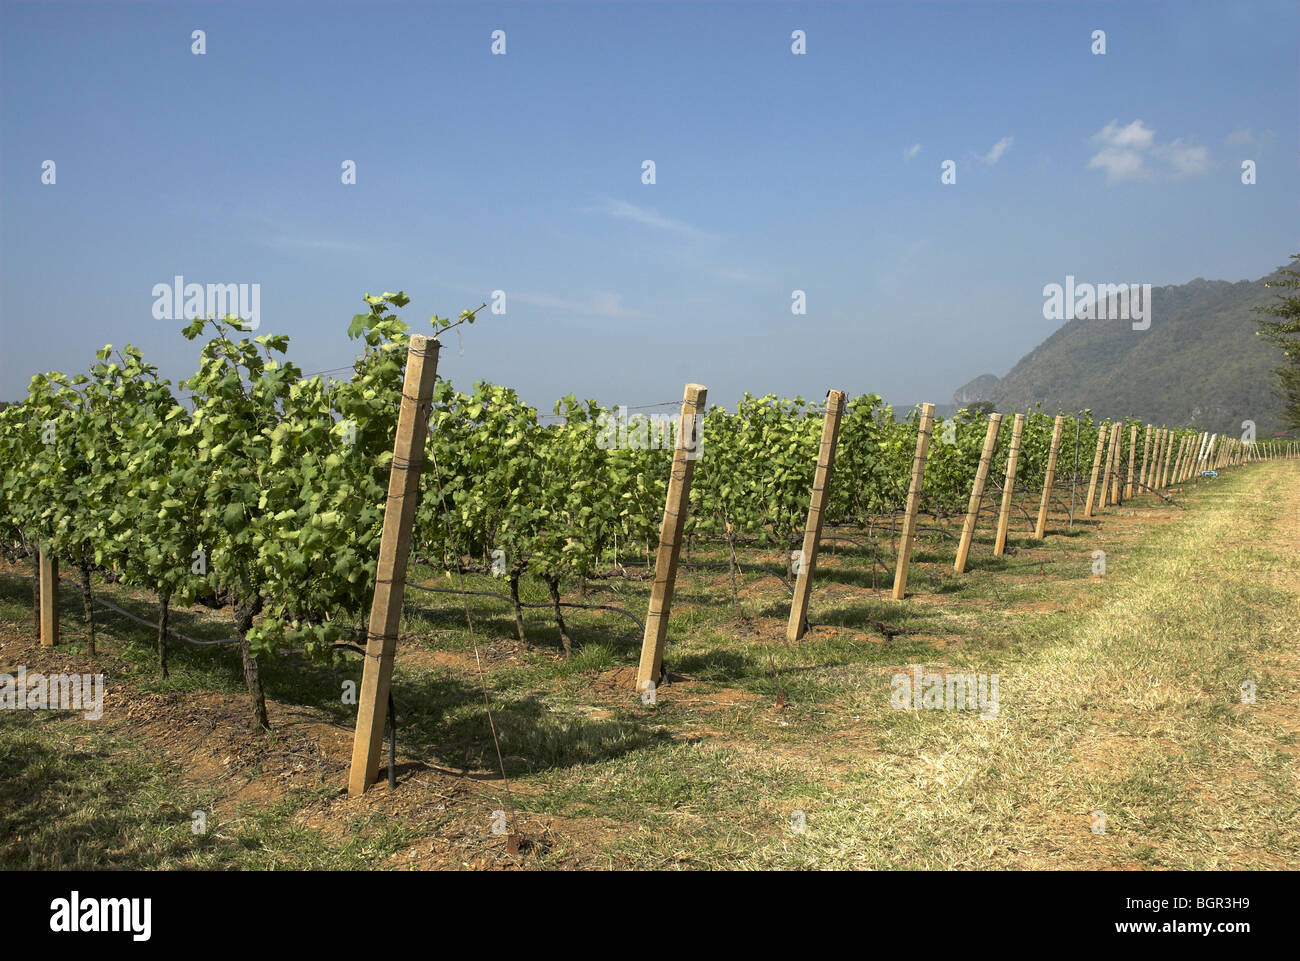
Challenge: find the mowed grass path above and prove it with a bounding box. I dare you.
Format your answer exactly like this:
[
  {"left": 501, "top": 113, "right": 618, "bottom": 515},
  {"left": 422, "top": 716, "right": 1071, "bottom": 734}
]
[
  {"left": 1, "top": 461, "right": 1297, "bottom": 868},
  {"left": 745, "top": 460, "right": 1300, "bottom": 868},
  {"left": 518, "top": 460, "right": 1300, "bottom": 868}
]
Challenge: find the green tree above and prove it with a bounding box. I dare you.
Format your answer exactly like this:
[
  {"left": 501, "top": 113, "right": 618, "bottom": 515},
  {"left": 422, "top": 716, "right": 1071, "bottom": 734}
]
[{"left": 1253, "top": 253, "right": 1300, "bottom": 432}]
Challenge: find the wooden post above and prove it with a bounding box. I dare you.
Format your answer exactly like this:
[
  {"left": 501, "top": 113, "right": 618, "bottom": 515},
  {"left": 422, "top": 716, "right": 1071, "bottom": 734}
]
[
  {"left": 892, "top": 403, "right": 935, "bottom": 600},
  {"left": 1098, "top": 423, "right": 1117, "bottom": 509},
  {"left": 786, "top": 390, "right": 846, "bottom": 641},
  {"left": 1034, "top": 415, "right": 1065, "bottom": 539},
  {"left": 1108, "top": 423, "right": 1123, "bottom": 506},
  {"left": 348, "top": 335, "right": 441, "bottom": 796},
  {"left": 1083, "top": 424, "right": 1108, "bottom": 519},
  {"left": 39, "top": 545, "right": 58, "bottom": 647},
  {"left": 954, "top": 413, "right": 1003, "bottom": 574},
  {"left": 1176, "top": 435, "right": 1191, "bottom": 484},
  {"left": 994, "top": 414, "right": 1025, "bottom": 556},
  {"left": 1158, "top": 431, "right": 1173, "bottom": 489},
  {"left": 1137, "top": 425, "right": 1153, "bottom": 495},
  {"left": 636, "top": 383, "right": 708, "bottom": 691},
  {"left": 1124, "top": 424, "right": 1139, "bottom": 500}
]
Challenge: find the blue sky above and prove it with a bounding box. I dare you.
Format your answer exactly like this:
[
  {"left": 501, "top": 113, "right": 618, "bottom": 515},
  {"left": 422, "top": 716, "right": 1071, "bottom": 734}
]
[{"left": 2, "top": 0, "right": 1296, "bottom": 411}]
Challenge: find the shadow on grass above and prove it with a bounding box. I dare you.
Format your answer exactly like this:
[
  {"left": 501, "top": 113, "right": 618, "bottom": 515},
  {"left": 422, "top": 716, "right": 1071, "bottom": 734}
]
[
  {"left": 0, "top": 715, "right": 195, "bottom": 869},
  {"left": 386, "top": 676, "right": 674, "bottom": 777}
]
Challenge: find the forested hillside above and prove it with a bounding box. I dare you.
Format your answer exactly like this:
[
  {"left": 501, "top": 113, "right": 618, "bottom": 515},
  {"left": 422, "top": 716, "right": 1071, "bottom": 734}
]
[{"left": 984, "top": 265, "right": 1291, "bottom": 435}]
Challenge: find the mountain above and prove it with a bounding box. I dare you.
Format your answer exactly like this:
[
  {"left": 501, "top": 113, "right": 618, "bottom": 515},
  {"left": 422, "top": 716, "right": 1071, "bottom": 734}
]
[
  {"left": 953, "top": 374, "right": 1000, "bottom": 407},
  {"left": 981, "top": 264, "right": 1292, "bottom": 436}
]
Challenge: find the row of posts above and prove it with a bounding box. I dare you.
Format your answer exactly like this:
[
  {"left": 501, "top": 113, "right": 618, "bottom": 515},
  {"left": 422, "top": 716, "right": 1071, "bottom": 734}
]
[{"left": 631, "top": 390, "right": 1291, "bottom": 700}]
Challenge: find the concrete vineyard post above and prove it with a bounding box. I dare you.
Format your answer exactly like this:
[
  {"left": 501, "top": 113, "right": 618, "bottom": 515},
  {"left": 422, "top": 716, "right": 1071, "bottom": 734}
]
[
  {"left": 1035, "top": 415, "right": 1065, "bottom": 539},
  {"left": 1124, "top": 424, "right": 1139, "bottom": 500},
  {"left": 954, "top": 412, "right": 1003, "bottom": 574},
  {"left": 636, "top": 383, "right": 708, "bottom": 691},
  {"left": 39, "top": 546, "right": 58, "bottom": 647},
  {"left": 348, "top": 335, "right": 441, "bottom": 796},
  {"left": 1083, "top": 424, "right": 1108, "bottom": 519},
  {"left": 994, "top": 413, "right": 1025, "bottom": 556},
  {"left": 786, "top": 390, "right": 846, "bottom": 641},
  {"left": 892, "top": 403, "right": 935, "bottom": 600}
]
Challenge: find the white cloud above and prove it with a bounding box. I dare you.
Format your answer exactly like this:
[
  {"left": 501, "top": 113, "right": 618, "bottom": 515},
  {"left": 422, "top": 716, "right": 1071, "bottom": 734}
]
[
  {"left": 258, "top": 235, "right": 364, "bottom": 252},
  {"left": 1088, "top": 146, "right": 1150, "bottom": 183},
  {"left": 982, "top": 136, "right": 1013, "bottom": 165},
  {"left": 1093, "top": 119, "right": 1155, "bottom": 150},
  {"left": 596, "top": 199, "right": 704, "bottom": 237},
  {"left": 1158, "top": 139, "right": 1210, "bottom": 178},
  {"left": 903, "top": 143, "right": 921, "bottom": 161},
  {"left": 512, "top": 289, "right": 649, "bottom": 320},
  {"left": 1225, "top": 127, "right": 1275, "bottom": 148},
  {"left": 1087, "top": 120, "right": 1210, "bottom": 183}
]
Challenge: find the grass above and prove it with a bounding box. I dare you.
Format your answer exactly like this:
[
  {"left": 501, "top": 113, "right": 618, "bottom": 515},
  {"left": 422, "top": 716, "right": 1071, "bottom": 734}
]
[{"left": 1, "top": 461, "right": 1297, "bottom": 869}]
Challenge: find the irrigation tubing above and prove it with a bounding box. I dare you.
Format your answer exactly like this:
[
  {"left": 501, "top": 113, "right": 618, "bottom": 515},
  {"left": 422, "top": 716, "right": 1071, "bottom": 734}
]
[
  {"left": 0, "top": 570, "right": 242, "bottom": 647},
  {"left": 405, "top": 583, "right": 645, "bottom": 637}
]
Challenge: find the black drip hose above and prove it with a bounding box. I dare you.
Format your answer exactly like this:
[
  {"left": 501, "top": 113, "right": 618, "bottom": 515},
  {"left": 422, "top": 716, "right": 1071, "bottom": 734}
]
[{"left": 387, "top": 689, "right": 397, "bottom": 790}]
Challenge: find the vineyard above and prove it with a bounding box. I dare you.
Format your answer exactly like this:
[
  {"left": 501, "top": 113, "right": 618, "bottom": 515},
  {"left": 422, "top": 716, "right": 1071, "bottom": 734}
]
[{"left": 1, "top": 295, "right": 1297, "bottom": 865}]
